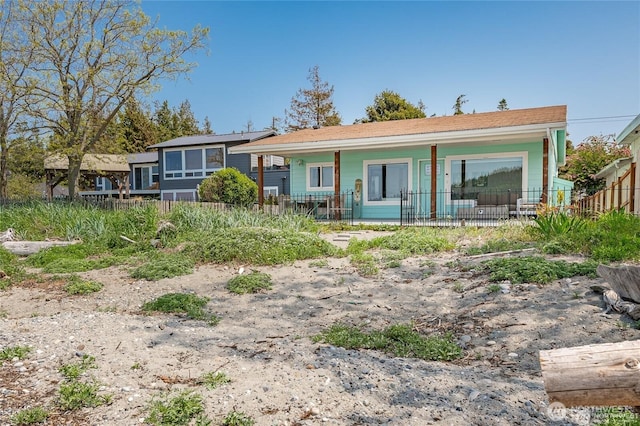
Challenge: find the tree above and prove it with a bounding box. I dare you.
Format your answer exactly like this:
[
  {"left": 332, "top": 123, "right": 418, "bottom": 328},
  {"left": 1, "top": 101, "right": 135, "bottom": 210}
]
[
  {"left": 202, "top": 116, "right": 213, "bottom": 134},
  {"left": 452, "top": 94, "right": 468, "bottom": 115},
  {"left": 176, "top": 100, "right": 200, "bottom": 136},
  {"left": 497, "top": 99, "right": 509, "bottom": 111},
  {"left": 285, "top": 65, "right": 341, "bottom": 132},
  {"left": 358, "top": 90, "right": 426, "bottom": 123},
  {"left": 0, "top": 1, "right": 36, "bottom": 197},
  {"left": 21, "top": 0, "right": 208, "bottom": 199},
  {"left": 560, "top": 134, "right": 631, "bottom": 195},
  {"left": 113, "top": 98, "right": 158, "bottom": 153},
  {"left": 198, "top": 167, "right": 257, "bottom": 207}
]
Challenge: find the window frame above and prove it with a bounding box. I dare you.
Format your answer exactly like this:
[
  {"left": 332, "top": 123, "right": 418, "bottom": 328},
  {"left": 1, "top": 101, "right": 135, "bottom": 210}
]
[
  {"left": 306, "top": 162, "right": 334, "bottom": 191},
  {"left": 363, "top": 158, "right": 412, "bottom": 206},
  {"left": 163, "top": 145, "right": 225, "bottom": 180},
  {"left": 133, "top": 163, "right": 158, "bottom": 190}
]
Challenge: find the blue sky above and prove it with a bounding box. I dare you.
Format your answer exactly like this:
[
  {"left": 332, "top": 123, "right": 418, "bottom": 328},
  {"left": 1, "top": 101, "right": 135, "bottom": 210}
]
[{"left": 141, "top": 1, "right": 640, "bottom": 144}]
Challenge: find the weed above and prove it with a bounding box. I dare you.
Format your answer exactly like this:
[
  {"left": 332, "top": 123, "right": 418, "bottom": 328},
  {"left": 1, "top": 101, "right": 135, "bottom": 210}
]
[
  {"left": 10, "top": 406, "right": 49, "bottom": 425},
  {"left": 313, "top": 323, "right": 462, "bottom": 361},
  {"left": 381, "top": 250, "right": 404, "bottom": 269},
  {"left": 482, "top": 256, "right": 597, "bottom": 284},
  {"left": 142, "top": 293, "right": 219, "bottom": 325},
  {"left": 534, "top": 212, "right": 587, "bottom": 239},
  {"left": 368, "top": 228, "right": 455, "bottom": 255},
  {"left": 199, "top": 371, "right": 230, "bottom": 390},
  {"left": 131, "top": 362, "right": 142, "bottom": 370},
  {"left": 0, "top": 309, "right": 7, "bottom": 318},
  {"left": 222, "top": 411, "right": 255, "bottom": 426},
  {"left": 63, "top": 275, "right": 103, "bottom": 295},
  {"left": 58, "top": 380, "right": 110, "bottom": 410},
  {"left": 96, "top": 305, "right": 117, "bottom": 313},
  {"left": 572, "top": 290, "right": 583, "bottom": 299},
  {"left": 0, "top": 247, "right": 25, "bottom": 288},
  {"left": 419, "top": 259, "right": 436, "bottom": 268},
  {"left": 0, "top": 345, "right": 31, "bottom": 361},
  {"left": 452, "top": 281, "right": 465, "bottom": 293},
  {"left": 227, "top": 272, "right": 272, "bottom": 294},
  {"left": 594, "top": 407, "right": 640, "bottom": 425},
  {"left": 350, "top": 252, "right": 379, "bottom": 277},
  {"left": 59, "top": 355, "right": 97, "bottom": 381},
  {"left": 308, "top": 259, "right": 329, "bottom": 268},
  {"left": 146, "top": 391, "right": 207, "bottom": 426},
  {"left": 487, "top": 284, "right": 502, "bottom": 293},
  {"left": 130, "top": 253, "right": 194, "bottom": 281},
  {"left": 463, "top": 238, "right": 531, "bottom": 255}
]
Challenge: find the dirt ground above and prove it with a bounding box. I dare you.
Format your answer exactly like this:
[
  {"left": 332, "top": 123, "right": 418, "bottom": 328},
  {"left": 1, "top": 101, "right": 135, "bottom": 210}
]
[{"left": 0, "top": 230, "right": 637, "bottom": 425}]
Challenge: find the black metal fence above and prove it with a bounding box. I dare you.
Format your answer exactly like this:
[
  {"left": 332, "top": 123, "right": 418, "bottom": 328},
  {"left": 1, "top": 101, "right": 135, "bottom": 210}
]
[{"left": 279, "top": 192, "right": 354, "bottom": 225}]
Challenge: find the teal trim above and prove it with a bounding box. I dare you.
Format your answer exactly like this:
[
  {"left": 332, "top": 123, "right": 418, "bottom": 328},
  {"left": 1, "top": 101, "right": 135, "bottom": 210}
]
[{"left": 556, "top": 129, "right": 566, "bottom": 165}]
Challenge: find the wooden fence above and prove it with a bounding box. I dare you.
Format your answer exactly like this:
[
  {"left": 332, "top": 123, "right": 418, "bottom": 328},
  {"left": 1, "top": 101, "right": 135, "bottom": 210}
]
[{"left": 573, "top": 162, "right": 636, "bottom": 216}]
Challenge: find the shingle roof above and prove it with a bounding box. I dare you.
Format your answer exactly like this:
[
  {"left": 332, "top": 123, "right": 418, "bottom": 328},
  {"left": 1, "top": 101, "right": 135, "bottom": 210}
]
[
  {"left": 128, "top": 152, "right": 158, "bottom": 164},
  {"left": 147, "top": 130, "right": 276, "bottom": 149},
  {"left": 235, "top": 105, "right": 566, "bottom": 148},
  {"left": 44, "top": 154, "right": 130, "bottom": 172}
]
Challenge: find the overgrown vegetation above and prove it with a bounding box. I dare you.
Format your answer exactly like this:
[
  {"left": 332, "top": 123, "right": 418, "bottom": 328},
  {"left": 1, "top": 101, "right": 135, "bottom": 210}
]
[
  {"left": 222, "top": 411, "right": 255, "bottom": 426},
  {"left": 482, "top": 256, "right": 598, "bottom": 284},
  {"left": 0, "top": 345, "right": 31, "bottom": 361},
  {"left": 59, "top": 355, "right": 97, "bottom": 381},
  {"left": 199, "top": 371, "right": 231, "bottom": 390},
  {"left": 57, "top": 355, "right": 110, "bottom": 411},
  {"left": 313, "top": 323, "right": 462, "bottom": 361},
  {"left": 142, "top": 293, "right": 219, "bottom": 325},
  {"left": 146, "top": 391, "right": 210, "bottom": 426},
  {"left": 227, "top": 272, "right": 272, "bottom": 294},
  {"left": 63, "top": 275, "right": 103, "bottom": 295},
  {"left": 130, "top": 253, "right": 194, "bottom": 280},
  {"left": 198, "top": 167, "right": 258, "bottom": 207},
  {"left": 10, "top": 406, "right": 49, "bottom": 425}
]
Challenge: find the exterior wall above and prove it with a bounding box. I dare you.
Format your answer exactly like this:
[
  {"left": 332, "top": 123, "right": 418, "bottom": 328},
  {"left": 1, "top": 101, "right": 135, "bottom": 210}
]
[
  {"left": 250, "top": 169, "right": 290, "bottom": 196},
  {"left": 291, "top": 140, "right": 546, "bottom": 219}
]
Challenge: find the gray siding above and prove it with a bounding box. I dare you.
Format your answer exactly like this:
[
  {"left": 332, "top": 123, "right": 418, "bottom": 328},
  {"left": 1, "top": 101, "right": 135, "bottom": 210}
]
[{"left": 251, "top": 169, "right": 290, "bottom": 195}]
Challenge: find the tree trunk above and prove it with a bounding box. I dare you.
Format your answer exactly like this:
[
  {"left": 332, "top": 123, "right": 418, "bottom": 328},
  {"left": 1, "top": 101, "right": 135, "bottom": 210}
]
[
  {"left": 540, "top": 340, "right": 640, "bottom": 407},
  {"left": 67, "top": 153, "right": 83, "bottom": 200},
  {"left": 0, "top": 143, "right": 7, "bottom": 198}
]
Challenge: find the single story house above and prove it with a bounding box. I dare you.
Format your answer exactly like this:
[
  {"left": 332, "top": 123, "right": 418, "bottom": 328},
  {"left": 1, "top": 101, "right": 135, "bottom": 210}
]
[
  {"left": 229, "top": 105, "right": 573, "bottom": 221},
  {"left": 146, "top": 130, "right": 288, "bottom": 201}
]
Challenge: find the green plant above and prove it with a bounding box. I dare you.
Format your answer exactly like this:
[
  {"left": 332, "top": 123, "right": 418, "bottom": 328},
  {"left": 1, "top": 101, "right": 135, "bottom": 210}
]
[
  {"left": 482, "top": 256, "right": 597, "bottom": 284},
  {"left": 595, "top": 407, "right": 640, "bottom": 425},
  {"left": 533, "top": 212, "right": 586, "bottom": 239},
  {"left": 131, "top": 362, "right": 142, "bottom": 370},
  {"left": 0, "top": 345, "right": 31, "bottom": 361},
  {"left": 227, "top": 272, "right": 272, "bottom": 294},
  {"left": 198, "top": 167, "right": 258, "bottom": 207},
  {"left": 146, "top": 391, "right": 207, "bottom": 426},
  {"left": 63, "top": 275, "right": 103, "bottom": 295},
  {"left": 0, "top": 247, "right": 25, "bottom": 288},
  {"left": 58, "top": 380, "right": 110, "bottom": 410},
  {"left": 313, "top": 323, "right": 462, "bottom": 361},
  {"left": 222, "top": 411, "right": 255, "bottom": 426},
  {"left": 452, "top": 281, "right": 465, "bottom": 293},
  {"left": 199, "top": 371, "right": 230, "bottom": 390},
  {"left": 10, "top": 406, "right": 49, "bottom": 425},
  {"left": 59, "top": 355, "right": 97, "bottom": 381},
  {"left": 487, "top": 283, "right": 501, "bottom": 293},
  {"left": 308, "top": 259, "right": 329, "bottom": 268},
  {"left": 130, "top": 253, "right": 194, "bottom": 281},
  {"left": 350, "top": 251, "right": 379, "bottom": 277},
  {"left": 463, "top": 238, "right": 531, "bottom": 255},
  {"left": 142, "top": 293, "right": 219, "bottom": 325}
]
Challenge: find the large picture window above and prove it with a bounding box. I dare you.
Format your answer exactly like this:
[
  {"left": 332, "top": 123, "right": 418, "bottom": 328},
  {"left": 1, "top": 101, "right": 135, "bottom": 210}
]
[
  {"left": 307, "top": 163, "right": 333, "bottom": 190},
  {"left": 164, "top": 146, "right": 225, "bottom": 179},
  {"left": 449, "top": 155, "right": 524, "bottom": 200},
  {"left": 364, "top": 159, "right": 410, "bottom": 204}
]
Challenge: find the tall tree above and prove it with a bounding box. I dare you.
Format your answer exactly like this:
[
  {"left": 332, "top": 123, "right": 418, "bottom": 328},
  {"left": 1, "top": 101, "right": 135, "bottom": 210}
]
[
  {"left": 202, "top": 116, "right": 213, "bottom": 134},
  {"left": 22, "top": 0, "right": 208, "bottom": 199},
  {"left": 116, "top": 98, "right": 158, "bottom": 153},
  {"left": 452, "top": 94, "right": 468, "bottom": 115},
  {"left": 497, "top": 99, "right": 509, "bottom": 111},
  {"left": 176, "top": 100, "right": 200, "bottom": 136},
  {"left": 0, "top": 1, "right": 36, "bottom": 197},
  {"left": 358, "top": 90, "right": 426, "bottom": 123},
  {"left": 285, "top": 65, "right": 341, "bottom": 132},
  {"left": 559, "top": 134, "right": 631, "bottom": 195}
]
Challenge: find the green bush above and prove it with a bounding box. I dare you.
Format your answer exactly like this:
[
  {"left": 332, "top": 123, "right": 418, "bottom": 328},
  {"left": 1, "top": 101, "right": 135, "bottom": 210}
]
[
  {"left": 10, "top": 406, "right": 49, "bottom": 425},
  {"left": 130, "top": 253, "right": 194, "bottom": 281},
  {"left": 198, "top": 168, "right": 257, "bottom": 207},
  {"left": 227, "top": 272, "right": 272, "bottom": 294},
  {"left": 482, "top": 256, "right": 597, "bottom": 284},
  {"left": 64, "top": 276, "right": 103, "bottom": 295}
]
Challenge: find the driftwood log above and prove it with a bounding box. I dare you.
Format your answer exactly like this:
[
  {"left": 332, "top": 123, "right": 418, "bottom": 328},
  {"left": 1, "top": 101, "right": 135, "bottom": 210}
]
[
  {"left": 2, "top": 241, "right": 80, "bottom": 256},
  {"left": 540, "top": 340, "right": 640, "bottom": 407},
  {"left": 597, "top": 264, "right": 640, "bottom": 304}
]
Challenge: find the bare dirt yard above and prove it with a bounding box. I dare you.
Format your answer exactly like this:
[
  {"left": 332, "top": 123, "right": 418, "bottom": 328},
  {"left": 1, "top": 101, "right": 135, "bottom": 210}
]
[{"left": 0, "top": 230, "right": 637, "bottom": 425}]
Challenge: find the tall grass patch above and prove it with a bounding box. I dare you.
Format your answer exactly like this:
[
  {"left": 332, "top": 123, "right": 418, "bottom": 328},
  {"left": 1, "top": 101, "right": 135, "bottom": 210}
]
[
  {"left": 482, "top": 256, "right": 598, "bottom": 284},
  {"left": 130, "top": 252, "right": 194, "bottom": 280},
  {"left": 227, "top": 271, "right": 272, "bottom": 294},
  {"left": 0, "top": 247, "right": 24, "bottom": 289},
  {"left": 142, "top": 293, "right": 219, "bottom": 325}
]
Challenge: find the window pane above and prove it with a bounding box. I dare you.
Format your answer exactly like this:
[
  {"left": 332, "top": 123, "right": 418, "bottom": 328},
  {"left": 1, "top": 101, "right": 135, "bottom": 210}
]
[
  {"left": 134, "top": 168, "right": 142, "bottom": 189},
  {"left": 451, "top": 157, "right": 522, "bottom": 200},
  {"left": 368, "top": 164, "right": 382, "bottom": 201},
  {"left": 385, "top": 163, "right": 408, "bottom": 199},
  {"left": 185, "top": 149, "right": 202, "bottom": 170},
  {"left": 165, "top": 151, "right": 182, "bottom": 171},
  {"left": 321, "top": 166, "right": 333, "bottom": 187},
  {"left": 310, "top": 167, "right": 320, "bottom": 188},
  {"left": 206, "top": 148, "right": 223, "bottom": 169}
]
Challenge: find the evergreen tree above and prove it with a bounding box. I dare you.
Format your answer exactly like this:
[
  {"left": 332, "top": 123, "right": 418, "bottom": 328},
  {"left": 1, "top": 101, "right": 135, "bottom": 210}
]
[
  {"left": 285, "top": 65, "right": 341, "bottom": 132},
  {"left": 358, "top": 90, "right": 426, "bottom": 123},
  {"left": 452, "top": 94, "right": 468, "bottom": 115},
  {"left": 497, "top": 99, "right": 509, "bottom": 111}
]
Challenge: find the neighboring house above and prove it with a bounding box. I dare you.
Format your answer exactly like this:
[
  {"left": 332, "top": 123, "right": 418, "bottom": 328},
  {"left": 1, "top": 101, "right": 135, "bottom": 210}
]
[
  {"left": 146, "top": 130, "right": 287, "bottom": 201},
  {"left": 229, "top": 105, "right": 572, "bottom": 220}
]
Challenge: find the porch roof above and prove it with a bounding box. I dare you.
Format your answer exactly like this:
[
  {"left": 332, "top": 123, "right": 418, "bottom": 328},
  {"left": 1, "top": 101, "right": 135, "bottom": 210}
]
[
  {"left": 229, "top": 105, "right": 567, "bottom": 155},
  {"left": 44, "top": 154, "right": 130, "bottom": 173}
]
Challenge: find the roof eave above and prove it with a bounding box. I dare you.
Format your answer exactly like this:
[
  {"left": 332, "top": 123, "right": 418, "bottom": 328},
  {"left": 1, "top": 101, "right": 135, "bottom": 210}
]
[
  {"left": 228, "top": 122, "right": 566, "bottom": 155},
  {"left": 617, "top": 114, "right": 640, "bottom": 146}
]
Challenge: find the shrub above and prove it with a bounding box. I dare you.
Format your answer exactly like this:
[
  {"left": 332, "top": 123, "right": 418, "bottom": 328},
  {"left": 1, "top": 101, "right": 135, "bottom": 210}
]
[
  {"left": 64, "top": 276, "right": 103, "bottom": 295},
  {"left": 146, "top": 391, "right": 207, "bottom": 426},
  {"left": 58, "top": 380, "right": 109, "bottom": 411},
  {"left": 142, "top": 293, "right": 219, "bottom": 325},
  {"left": 227, "top": 272, "right": 272, "bottom": 294},
  {"left": 198, "top": 168, "right": 257, "bottom": 207},
  {"left": 10, "top": 406, "right": 49, "bottom": 425},
  {"left": 130, "top": 253, "right": 194, "bottom": 281}
]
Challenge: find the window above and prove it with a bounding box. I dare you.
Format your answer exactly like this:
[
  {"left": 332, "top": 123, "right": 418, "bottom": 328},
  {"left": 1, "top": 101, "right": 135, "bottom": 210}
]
[
  {"left": 364, "top": 159, "right": 410, "bottom": 204},
  {"left": 450, "top": 156, "right": 523, "bottom": 200},
  {"left": 164, "top": 146, "right": 225, "bottom": 179},
  {"left": 307, "top": 163, "right": 333, "bottom": 190},
  {"left": 134, "top": 164, "right": 159, "bottom": 190},
  {"left": 263, "top": 186, "right": 278, "bottom": 197}
]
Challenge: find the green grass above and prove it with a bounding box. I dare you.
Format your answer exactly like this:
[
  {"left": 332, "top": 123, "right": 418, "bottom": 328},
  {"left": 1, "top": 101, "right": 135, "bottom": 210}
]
[
  {"left": 199, "top": 371, "right": 230, "bottom": 390},
  {"left": 595, "top": 407, "right": 640, "bottom": 425},
  {"left": 222, "top": 411, "right": 255, "bottom": 426},
  {"left": 227, "top": 272, "right": 272, "bottom": 294},
  {"left": 482, "top": 256, "right": 598, "bottom": 284},
  {"left": 146, "top": 391, "right": 209, "bottom": 426},
  {"left": 0, "top": 345, "right": 31, "bottom": 361},
  {"left": 487, "top": 283, "right": 502, "bottom": 293},
  {"left": 58, "top": 380, "right": 110, "bottom": 411},
  {"left": 463, "top": 238, "right": 532, "bottom": 255},
  {"left": 10, "top": 406, "right": 49, "bottom": 425},
  {"left": 313, "top": 323, "right": 462, "bottom": 361},
  {"left": 308, "top": 259, "right": 329, "bottom": 268},
  {"left": 142, "top": 293, "right": 219, "bottom": 325},
  {"left": 130, "top": 252, "right": 195, "bottom": 281},
  {"left": 0, "top": 247, "right": 25, "bottom": 289},
  {"left": 59, "top": 355, "right": 97, "bottom": 381},
  {"left": 63, "top": 275, "right": 103, "bottom": 295}
]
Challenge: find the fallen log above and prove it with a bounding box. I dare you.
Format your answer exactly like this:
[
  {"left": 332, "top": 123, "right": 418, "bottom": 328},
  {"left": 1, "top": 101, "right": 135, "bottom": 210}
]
[
  {"left": 597, "top": 264, "right": 640, "bottom": 304},
  {"left": 2, "top": 240, "right": 80, "bottom": 256},
  {"left": 540, "top": 340, "right": 640, "bottom": 407}
]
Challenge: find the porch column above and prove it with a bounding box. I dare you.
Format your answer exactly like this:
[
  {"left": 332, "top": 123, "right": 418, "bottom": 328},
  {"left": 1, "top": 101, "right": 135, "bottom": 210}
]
[
  {"left": 542, "top": 137, "right": 549, "bottom": 204},
  {"left": 124, "top": 174, "right": 130, "bottom": 199},
  {"left": 631, "top": 162, "right": 636, "bottom": 214},
  {"left": 334, "top": 151, "right": 341, "bottom": 219},
  {"left": 430, "top": 145, "right": 437, "bottom": 219},
  {"left": 257, "top": 155, "right": 264, "bottom": 207}
]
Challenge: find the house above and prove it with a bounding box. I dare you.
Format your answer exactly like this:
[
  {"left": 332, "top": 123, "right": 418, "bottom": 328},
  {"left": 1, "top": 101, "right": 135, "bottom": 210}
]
[
  {"left": 229, "top": 105, "right": 572, "bottom": 221},
  {"left": 146, "top": 130, "right": 288, "bottom": 201}
]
